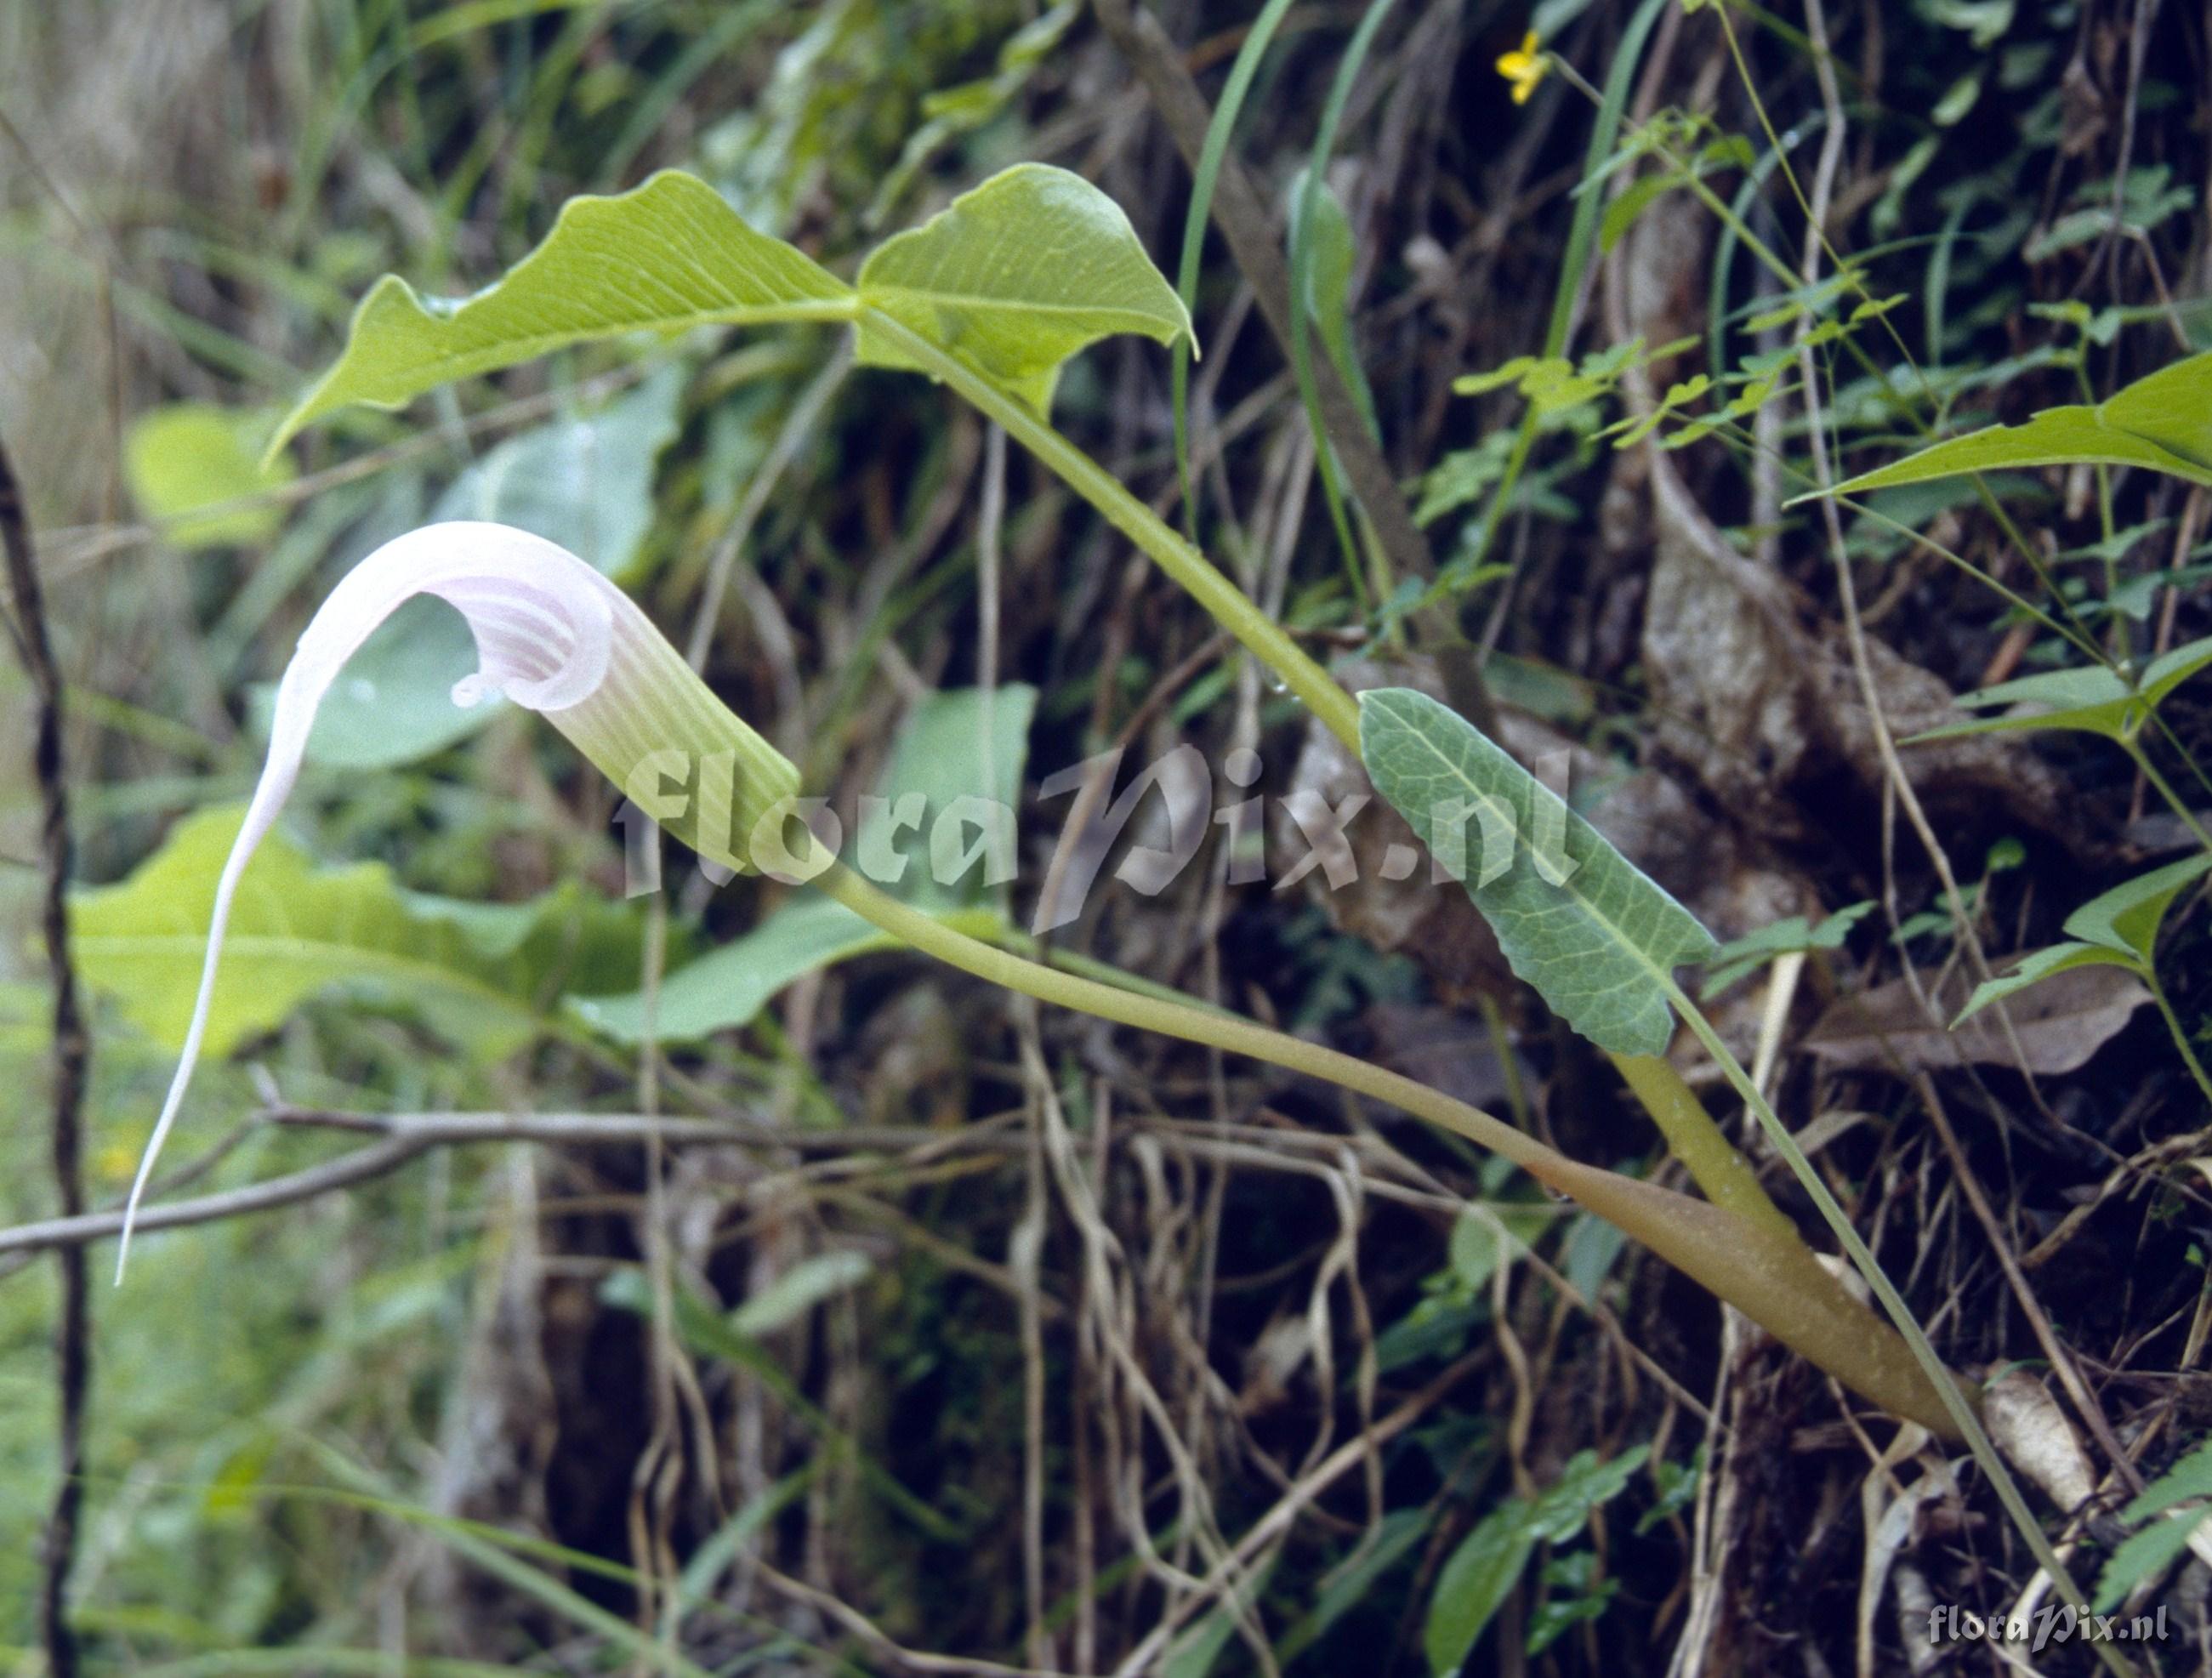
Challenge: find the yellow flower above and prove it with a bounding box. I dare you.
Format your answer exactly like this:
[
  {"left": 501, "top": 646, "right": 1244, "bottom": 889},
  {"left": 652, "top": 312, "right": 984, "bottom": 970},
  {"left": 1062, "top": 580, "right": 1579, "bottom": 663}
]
[{"left": 1496, "top": 31, "right": 1548, "bottom": 105}]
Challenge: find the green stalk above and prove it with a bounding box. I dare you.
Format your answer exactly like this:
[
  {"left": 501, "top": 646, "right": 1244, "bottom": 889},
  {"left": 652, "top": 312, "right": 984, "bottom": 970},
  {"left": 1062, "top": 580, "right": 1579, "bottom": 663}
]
[
  {"left": 1609, "top": 1051, "right": 1795, "bottom": 1241},
  {"left": 850, "top": 305, "right": 1950, "bottom": 1410},
  {"left": 2146, "top": 976, "right": 2212, "bottom": 1115},
  {"left": 857, "top": 308, "right": 1363, "bottom": 751},
  {"left": 2126, "top": 739, "right": 2212, "bottom": 856},
  {"left": 816, "top": 860, "right": 1963, "bottom": 1436},
  {"left": 1664, "top": 984, "right": 2111, "bottom": 1624}
]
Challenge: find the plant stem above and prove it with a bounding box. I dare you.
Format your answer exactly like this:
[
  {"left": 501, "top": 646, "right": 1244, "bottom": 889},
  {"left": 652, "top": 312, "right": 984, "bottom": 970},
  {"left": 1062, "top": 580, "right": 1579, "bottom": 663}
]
[
  {"left": 1665, "top": 983, "right": 2110, "bottom": 1619},
  {"left": 2127, "top": 739, "right": 2212, "bottom": 856},
  {"left": 2147, "top": 976, "right": 2212, "bottom": 1115},
  {"left": 1609, "top": 1051, "right": 1794, "bottom": 1241},
  {"left": 816, "top": 860, "right": 1964, "bottom": 1436},
  {"left": 855, "top": 309, "right": 1364, "bottom": 752},
  {"left": 844, "top": 310, "right": 1972, "bottom": 1431}
]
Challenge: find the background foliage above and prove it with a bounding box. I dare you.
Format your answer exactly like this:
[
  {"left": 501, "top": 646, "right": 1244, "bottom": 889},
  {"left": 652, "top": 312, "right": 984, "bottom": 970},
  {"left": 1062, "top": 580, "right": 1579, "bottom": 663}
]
[{"left": 4, "top": 0, "right": 2212, "bottom": 1673}]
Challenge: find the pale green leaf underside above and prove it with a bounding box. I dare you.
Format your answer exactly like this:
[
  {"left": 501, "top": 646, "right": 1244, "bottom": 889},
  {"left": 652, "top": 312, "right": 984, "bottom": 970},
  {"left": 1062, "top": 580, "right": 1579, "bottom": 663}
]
[
  {"left": 856, "top": 163, "right": 1194, "bottom": 416},
  {"left": 571, "top": 895, "right": 1005, "bottom": 1045},
  {"left": 1358, "top": 688, "right": 1716, "bottom": 1056},
  {"left": 1953, "top": 941, "right": 2139, "bottom": 1027},
  {"left": 123, "top": 403, "right": 297, "bottom": 549},
  {"left": 2064, "top": 850, "right": 2212, "bottom": 962},
  {"left": 1814, "top": 349, "right": 2212, "bottom": 500},
  {"left": 1908, "top": 634, "right": 2212, "bottom": 745},
  {"left": 270, "top": 170, "right": 853, "bottom": 452},
  {"left": 73, "top": 805, "right": 640, "bottom": 1061}
]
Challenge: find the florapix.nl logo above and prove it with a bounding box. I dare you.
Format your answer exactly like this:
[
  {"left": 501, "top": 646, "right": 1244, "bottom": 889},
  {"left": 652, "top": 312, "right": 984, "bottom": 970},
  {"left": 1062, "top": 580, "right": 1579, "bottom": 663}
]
[{"left": 610, "top": 738, "right": 1582, "bottom": 928}]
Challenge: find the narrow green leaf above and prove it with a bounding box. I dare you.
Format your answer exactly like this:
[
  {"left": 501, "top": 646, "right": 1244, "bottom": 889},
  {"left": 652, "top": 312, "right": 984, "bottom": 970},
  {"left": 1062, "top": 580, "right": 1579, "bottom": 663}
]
[
  {"left": 1953, "top": 941, "right": 2142, "bottom": 1027},
  {"left": 123, "top": 404, "right": 297, "bottom": 549},
  {"left": 2095, "top": 1435, "right": 2212, "bottom": 1614},
  {"left": 572, "top": 894, "right": 1004, "bottom": 1044},
  {"left": 1424, "top": 1448, "right": 1646, "bottom": 1675},
  {"left": 72, "top": 805, "right": 640, "bottom": 1061},
  {"left": 729, "top": 1250, "right": 873, "bottom": 1338},
  {"left": 2063, "top": 852, "right": 2212, "bottom": 963},
  {"left": 856, "top": 163, "right": 1194, "bottom": 416},
  {"left": 1359, "top": 688, "right": 1718, "bottom": 1055},
  {"left": 1170, "top": 0, "right": 1297, "bottom": 534},
  {"left": 1290, "top": 169, "right": 1379, "bottom": 441},
  {"left": 1811, "top": 349, "right": 2212, "bottom": 501},
  {"left": 2139, "top": 634, "right": 2212, "bottom": 710},
  {"left": 270, "top": 171, "right": 853, "bottom": 452},
  {"left": 2093, "top": 1511, "right": 2207, "bottom": 1616},
  {"left": 1425, "top": 1504, "right": 1539, "bottom": 1676},
  {"left": 1701, "top": 902, "right": 1874, "bottom": 997}
]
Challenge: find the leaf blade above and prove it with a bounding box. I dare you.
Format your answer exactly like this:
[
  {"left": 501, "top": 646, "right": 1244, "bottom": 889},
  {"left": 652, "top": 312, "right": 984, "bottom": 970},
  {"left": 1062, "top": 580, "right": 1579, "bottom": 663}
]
[
  {"left": 1811, "top": 349, "right": 2212, "bottom": 501},
  {"left": 271, "top": 171, "right": 852, "bottom": 452},
  {"left": 856, "top": 164, "right": 1192, "bottom": 415},
  {"left": 73, "top": 806, "right": 640, "bottom": 1061},
  {"left": 1359, "top": 688, "right": 1715, "bottom": 1055}
]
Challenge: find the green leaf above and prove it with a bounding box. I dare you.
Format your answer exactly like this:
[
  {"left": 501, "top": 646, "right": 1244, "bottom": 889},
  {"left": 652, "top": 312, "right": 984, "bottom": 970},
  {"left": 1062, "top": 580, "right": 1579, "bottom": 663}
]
[
  {"left": 432, "top": 361, "right": 685, "bottom": 580},
  {"left": 1359, "top": 688, "right": 1717, "bottom": 1055},
  {"left": 1290, "top": 169, "right": 1379, "bottom": 441},
  {"left": 270, "top": 365, "right": 689, "bottom": 772},
  {"left": 1425, "top": 1503, "right": 1539, "bottom": 1675},
  {"left": 1701, "top": 902, "right": 1874, "bottom": 997},
  {"left": 856, "top": 163, "right": 1193, "bottom": 416},
  {"left": 1526, "top": 1550, "right": 1620, "bottom": 1656},
  {"left": 2095, "top": 1436, "right": 2212, "bottom": 1611},
  {"left": 575, "top": 685, "right": 1035, "bottom": 1044},
  {"left": 1424, "top": 1448, "right": 1646, "bottom": 1675},
  {"left": 2064, "top": 852, "right": 2212, "bottom": 963},
  {"left": 123, "top": 404, "right": 297, "bottom": 549},
  {"left": 728, "top": 1250, "right": 873, "bottom": 1338},
  {"left": 1907, "top": 635, "right": 2212, "bottom": 747},
  {"left": 72, "top": 805, "right": 640, "bottom": 1061},
  {"left": 1526, "top": 1445, "right": 1649, "bottom": 1543},
  {"left": 1812, "top": 349, "right": 2212, "bottom": 501},
  {"left": 2123, "top": 1435, "right": 2212, "bottom": 1525},
  {"left": 1953, "top": 941, "right": 2143, "bottom": 1027},
  {"left": 270, "top": 170, "right": 852, "bottom": 453},
  {"left": 873, "top": 682, "right": 1038, "bottom": 907},
  {"left": 571, "top": 894, "right": 1005, "bottom": 1044}
]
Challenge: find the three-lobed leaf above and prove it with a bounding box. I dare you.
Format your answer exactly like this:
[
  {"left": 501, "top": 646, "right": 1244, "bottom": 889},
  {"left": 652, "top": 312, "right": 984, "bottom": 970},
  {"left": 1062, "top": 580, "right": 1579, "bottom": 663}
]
[
  {"left": 1812, "top": 348, "right": 2212, "bottom": 500},
  {"left": 856, "top": 163, "right": 1193, "bottom": 415},
  {"left": 269, "top": 170, "right": 853, "bottom": 453},
  {"left": 272, "top": 163, "right": 1194, "bottom": 450},
  {"left": 1908, "top": 634, "right": 2212, "bottom": 747},
  {"left": 1359, "top": 688, "right": 1716, "bottom": 1056},
  {"left": 1955, "top": 851, "right": 2212, "bottom": 1025}
]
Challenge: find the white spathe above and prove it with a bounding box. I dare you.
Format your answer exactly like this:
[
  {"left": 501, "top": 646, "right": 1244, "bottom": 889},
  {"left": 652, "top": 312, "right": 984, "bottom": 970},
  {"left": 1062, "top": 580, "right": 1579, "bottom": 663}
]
[{"left": 119, "top": 521, "right": 797, "bottom": 1279}]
